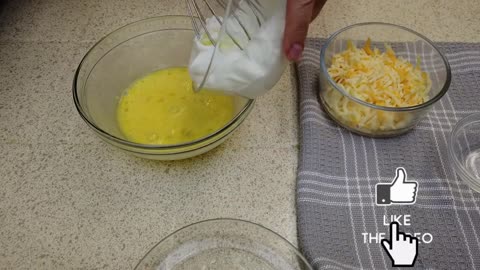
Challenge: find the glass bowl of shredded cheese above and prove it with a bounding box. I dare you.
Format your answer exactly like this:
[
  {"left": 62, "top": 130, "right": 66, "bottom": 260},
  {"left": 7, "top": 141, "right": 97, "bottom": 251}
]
[{"left": 319, "top": 22, "right": 451, "bottom": 137}]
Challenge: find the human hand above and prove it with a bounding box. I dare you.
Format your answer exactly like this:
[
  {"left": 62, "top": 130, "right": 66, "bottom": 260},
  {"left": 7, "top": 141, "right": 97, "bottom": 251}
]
[{"left": 283, "top": 0, "right": 327, "bottom": 61}]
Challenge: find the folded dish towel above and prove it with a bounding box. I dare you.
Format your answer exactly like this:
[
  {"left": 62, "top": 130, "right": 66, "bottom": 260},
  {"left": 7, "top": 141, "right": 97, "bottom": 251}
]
[{"left": 295, "top": 39, "right": 480, "bottom": 269}]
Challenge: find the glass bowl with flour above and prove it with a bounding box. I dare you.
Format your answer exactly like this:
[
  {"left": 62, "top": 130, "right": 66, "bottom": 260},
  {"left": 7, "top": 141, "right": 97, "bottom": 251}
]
[{"left": 188, "top": 0, "right": 288, "bottom": 99}]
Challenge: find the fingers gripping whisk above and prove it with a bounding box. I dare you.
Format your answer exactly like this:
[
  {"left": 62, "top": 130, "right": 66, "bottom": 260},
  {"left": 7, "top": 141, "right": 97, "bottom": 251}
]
[{"left": 185, "top": 0, "right": 266, "bottom": 50}]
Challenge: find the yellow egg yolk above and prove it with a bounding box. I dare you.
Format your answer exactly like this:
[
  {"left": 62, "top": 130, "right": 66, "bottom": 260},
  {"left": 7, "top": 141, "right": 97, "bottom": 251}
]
[{"left": 117, "top": 67, "right": 235, "bottom": 145}]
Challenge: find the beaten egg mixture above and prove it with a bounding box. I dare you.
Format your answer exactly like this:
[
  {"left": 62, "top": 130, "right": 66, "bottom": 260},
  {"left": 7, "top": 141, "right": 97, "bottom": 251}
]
[{"left": 117, "top": 67, "right": 235, "bottom": 145}]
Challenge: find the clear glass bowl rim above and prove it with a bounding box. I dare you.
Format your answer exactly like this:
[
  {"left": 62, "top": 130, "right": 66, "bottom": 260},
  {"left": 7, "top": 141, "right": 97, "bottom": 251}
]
[
  {"left": 72, "top": 15, "right": 255, "bottom": 151},
  {"left": 448, "top": 112, "right": 480, "bottom": 187},
  {"left": 320, "top": 22, "right": 452, "bottom": 112},
  {"left": 134, "top": 218, "right": 313, "bottom": 270}
]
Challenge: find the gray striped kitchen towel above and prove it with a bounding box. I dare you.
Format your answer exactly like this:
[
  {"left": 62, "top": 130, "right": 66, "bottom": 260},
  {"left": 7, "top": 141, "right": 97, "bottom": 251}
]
[{"left": 295, "top": 39, "right": 480, "bottom": 270}]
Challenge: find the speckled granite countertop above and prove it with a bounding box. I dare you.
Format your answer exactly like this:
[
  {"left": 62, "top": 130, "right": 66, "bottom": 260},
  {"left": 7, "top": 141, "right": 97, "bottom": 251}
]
[{"left": 1, "top": 0, "right": 479, "bottom": 269}]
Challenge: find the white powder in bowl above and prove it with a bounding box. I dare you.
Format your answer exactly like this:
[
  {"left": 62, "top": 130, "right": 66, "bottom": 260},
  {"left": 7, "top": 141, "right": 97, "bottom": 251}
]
[{"left": 188, "top": 0, "right": 287, "bottom": 99}]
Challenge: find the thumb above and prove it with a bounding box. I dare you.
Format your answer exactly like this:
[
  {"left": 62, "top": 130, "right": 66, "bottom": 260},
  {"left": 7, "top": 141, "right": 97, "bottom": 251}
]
[
  {"left": 283, "top": 0, "right": 316, "bottom": 61},
  {"left": 381, "top": 239, "right": 392, "bottom": 252},
  {"left": 392, "top": 167, "right": 406, "bottom": 185}
]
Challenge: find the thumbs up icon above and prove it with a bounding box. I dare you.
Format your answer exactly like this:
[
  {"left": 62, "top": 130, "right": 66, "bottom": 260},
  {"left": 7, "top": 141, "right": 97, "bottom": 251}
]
[{"left": 376, "top": 167, "right": 418, "bottom": 205}]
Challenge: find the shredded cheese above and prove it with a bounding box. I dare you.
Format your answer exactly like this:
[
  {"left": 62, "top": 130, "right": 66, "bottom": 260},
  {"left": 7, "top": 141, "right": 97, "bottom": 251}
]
[{"left": 324, "top": 39, "right": 432, "bottom": 133}]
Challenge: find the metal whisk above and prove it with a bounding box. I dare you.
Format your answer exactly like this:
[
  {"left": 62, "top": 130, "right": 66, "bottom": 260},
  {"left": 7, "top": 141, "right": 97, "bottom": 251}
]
[{"left": 185, "top": 0, "right": 266, "bottom": 50}]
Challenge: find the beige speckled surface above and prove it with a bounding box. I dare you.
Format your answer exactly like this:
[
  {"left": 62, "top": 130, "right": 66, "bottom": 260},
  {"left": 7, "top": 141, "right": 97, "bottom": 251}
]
[{"left": 1, "top": 0, "right": 479, "bottom": 269}]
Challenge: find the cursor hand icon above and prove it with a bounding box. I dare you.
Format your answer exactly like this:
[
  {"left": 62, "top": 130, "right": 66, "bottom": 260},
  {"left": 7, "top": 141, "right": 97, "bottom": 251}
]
[
  {"left": 382, "top": 222, "right": 418, "bottom": 267},
  {"left": 376, "top": 167, "right": 418, "bottom": 205}
]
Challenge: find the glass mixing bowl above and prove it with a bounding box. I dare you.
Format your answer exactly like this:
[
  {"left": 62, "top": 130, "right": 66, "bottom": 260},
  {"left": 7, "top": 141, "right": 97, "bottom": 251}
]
[
  {"left": 319, "top": 22, "right": 451, "bottom": 137},
  {"left": 73, "top": 16, "right": 254, "bottom": 160},
  {"left": 134, "top": 219, "right": 313, "bottom": 270},
  {"left": 449, "top": 113, "right": 480, "bottom": 193}
]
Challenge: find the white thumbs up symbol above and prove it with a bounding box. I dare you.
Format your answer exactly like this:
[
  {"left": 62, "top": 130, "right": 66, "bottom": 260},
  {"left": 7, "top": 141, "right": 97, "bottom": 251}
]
[{"left": 376, "top": 167, "right": 418, "bottom": 205}]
